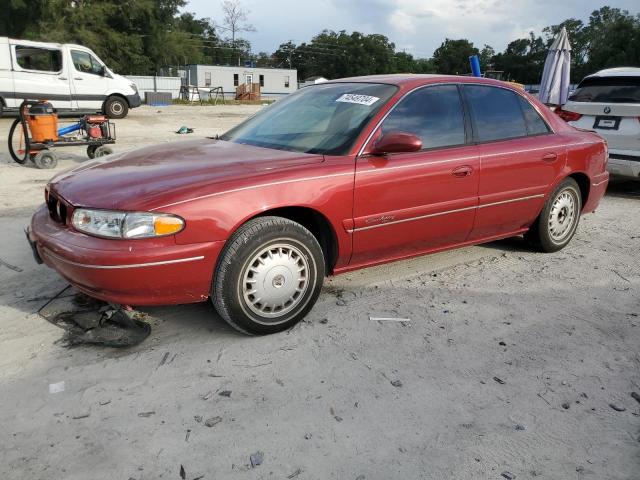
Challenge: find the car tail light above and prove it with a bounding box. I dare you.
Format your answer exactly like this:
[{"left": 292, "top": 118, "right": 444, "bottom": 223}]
[{"left": 555, "top": 107, "right": 583, "bottom": 122}]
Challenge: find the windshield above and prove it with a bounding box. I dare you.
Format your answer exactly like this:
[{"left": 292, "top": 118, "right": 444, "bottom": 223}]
[
  {"left": 569, "top": 76, "right": 640, "bottom": 103},
  {"left": 221, "top": 82, "right": 397, "bottom": 155}
]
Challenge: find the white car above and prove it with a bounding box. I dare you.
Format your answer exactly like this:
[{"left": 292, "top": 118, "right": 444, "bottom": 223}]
[
  {"left": 0, "top": 37, "right": 140, "bottom": 118},
  {"left": 557, "top": 67, "right": 640, "bottom": 179}
]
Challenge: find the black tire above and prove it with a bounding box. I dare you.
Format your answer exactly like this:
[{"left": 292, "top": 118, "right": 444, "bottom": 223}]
[
  {"left": 33, "top": 150, "right": 58, "bottom": 169},
  {"left": 8, "top": 118, "right": 29, "bottom": 164},
  {"left": 212, "top": 216, "right": 325, "bottom": 335},
  {"left": 94, "top": 145, "right": 113, "bottom": 157},
  {"left": 0, "top": 101, "right": 3, "bottom": 118},
  {"left": 525, "top": 178, "right": 581, "bottom": 253},
  {"left": 87, "top": 145, "right": 98, "bottom": 159},
  {"left": 104, "top": 96, "right": 128, "bottom": 119}
]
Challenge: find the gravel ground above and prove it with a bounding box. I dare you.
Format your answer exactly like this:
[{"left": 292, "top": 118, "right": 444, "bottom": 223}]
[{"left": 0, "top": 105, "right": 638, "bottom": 480}]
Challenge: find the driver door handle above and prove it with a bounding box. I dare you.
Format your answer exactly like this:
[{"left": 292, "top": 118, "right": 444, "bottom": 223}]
[
  {"left": 452, "top": 165, "right": 473, "bottom": 177},
  {"left": 58, "top": 76, "right": 67, "bottom": 80},
  {"left": 73, "top": 77, "right": 83, "bottom": 80}
]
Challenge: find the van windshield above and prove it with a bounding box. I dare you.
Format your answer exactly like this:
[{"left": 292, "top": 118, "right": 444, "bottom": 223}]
[
  {"left": 569, "top": 76, "right": 640, "bottom": 103},
  {"left": 221, "top": 83, "right": 397, "bottom": 155}
]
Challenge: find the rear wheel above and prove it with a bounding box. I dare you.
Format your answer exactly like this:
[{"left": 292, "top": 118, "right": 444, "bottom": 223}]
[
  {"left": 104, "top": 96, "right": 128, "bottom": 119},
  {"left": 93, "top": 145, "right": 113, "bottom": 158},
  {"left": 212, "top": 216, "right": 325, "bottom": 335},
  {"left": 33, "top": 150, "right": 58, "bottom": 169},
  {"left": 525, "top": 178, "right": 581, "bottom": 252}
]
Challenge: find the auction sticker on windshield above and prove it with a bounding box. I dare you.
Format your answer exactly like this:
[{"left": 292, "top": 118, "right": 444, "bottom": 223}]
[{"left": 336, "top": 94, "right": 380, "bottom": 106}]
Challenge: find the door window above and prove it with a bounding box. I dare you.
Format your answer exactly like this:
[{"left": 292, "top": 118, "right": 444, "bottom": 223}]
[
  {"left": 205, "top": 72, "right": 211, "bottom": 87},
  {"left": 517, "top": 96, "right": 550, "bottom": 135},
  {"left": 380, "top": 84, "right": 466, "bottom": 150},
  {"left": 71, "top": 50, "right": 103, "bottom": 75},
  {"left": 15, "top": 46, "right": 62, "bottom": 72},
  {"left": 464, "top": 85, "right": 528, "bottom": 142}
]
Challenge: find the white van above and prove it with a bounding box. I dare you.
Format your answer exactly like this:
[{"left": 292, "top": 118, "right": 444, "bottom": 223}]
[{"left": 0, "top": 37, "right": 140, "bottom": 118}]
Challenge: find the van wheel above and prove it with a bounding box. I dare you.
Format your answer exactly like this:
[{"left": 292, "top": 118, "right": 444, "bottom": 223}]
[
  {"left": 212, "top": 216, "right": 325, "bottom": 335},
  {"left": 525, "top": 178, "right": 581, "bottom": 253},
  {"left": 104, "top": 96, "right": 128, "bottom": 119}
]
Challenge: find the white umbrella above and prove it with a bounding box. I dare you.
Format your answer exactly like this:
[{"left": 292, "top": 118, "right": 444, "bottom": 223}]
[{"left": 538, "top": 27, "right": 572, "bottom": 105}]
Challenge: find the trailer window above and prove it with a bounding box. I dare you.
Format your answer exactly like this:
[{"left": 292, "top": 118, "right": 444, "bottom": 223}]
[
  {"left": 71, "top": 50, "right": 104, "bottom": 75},
  {"left": 205, "top": 72, "right": 211, "bottom": 87},
  {"left": 15, "top": 46, "right": 62, "bottom": 72}
]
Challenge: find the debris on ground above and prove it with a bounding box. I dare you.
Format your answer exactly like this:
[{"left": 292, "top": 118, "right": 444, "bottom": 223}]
[
  {"left": 194, "top": 415, "right": 203, "bottom": 423},
  {"left": 0, "top": 257, "right": 23, "bottom": 272},
  {"left": 369, "top": 316, "right": 411, "bottom": 322},
  {"left": 501, "top": 472, "right": 515, "bottom": 480},
  {"left": 287, "top": 468, "right": 302, "bottom": 479},
  {"left": 72, "top": 413, "right": 90, "bottom": 419},
  {"left": 390, "top": 379, "right": 403, "bottom": 388},
  {"left": 137, "top": 411, "right": 155, "bottom": 417},
  {"left": 609, "top": 403, "right": 626, "bottom": 412},
  {"left": 562, "top": 402, "right": 571, "bottom": 410},
  {"left": 204, "top": 416, "right": 222, "bottom": 427},
  {"left": 43, "top": 294, "right": 151, "bottom": 347},
  {"left": 630, "top": 392, "right": 640, "bottom": 404},
  {"left": 176, "top": 126, "right": 194, "bottom": 134},
  {"left": 249, "top": 451, "right": 264, "bottom": 468},
  {"left": 219, "top": 390, "right": 232, "bottom": 397},
  {"left": 180, "top": 464, "right": 186, "bottom": 479},
  {"left": 515, "top": 424, "right": 525, "bottom": 431},
  {"left": 493, "top": 376, "right": 505, "bottom": 385},
  {"left": 49, "top": 381, "right": 65, "bottom": 394}
]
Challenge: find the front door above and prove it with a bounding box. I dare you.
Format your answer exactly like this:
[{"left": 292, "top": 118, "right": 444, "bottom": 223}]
[
  {"left": 461, "top": 84, "right": 566, "bottom": 239},
  {"left": 69, "top": 49, "right": 110, "bottom": 111},
  {"left": 10, "top": 43, "right": 73, "bottom": 109},
  {"left": 351, "top": 84, "right": 479, "bottom": 265}
]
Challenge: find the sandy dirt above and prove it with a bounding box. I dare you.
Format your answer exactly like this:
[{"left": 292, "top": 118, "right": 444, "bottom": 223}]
[{"left": 0, "top": 105, "right": 639, "bottom": 480}]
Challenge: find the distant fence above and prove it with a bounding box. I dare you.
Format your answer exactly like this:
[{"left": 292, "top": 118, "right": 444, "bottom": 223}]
[{"left": 126, "top": 76, "right": 182, "bottom": 100}]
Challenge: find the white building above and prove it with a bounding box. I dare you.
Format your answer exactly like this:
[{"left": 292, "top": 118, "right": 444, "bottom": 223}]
[{"left": 184, "top": 64, "right": 297, "bottom": 99}]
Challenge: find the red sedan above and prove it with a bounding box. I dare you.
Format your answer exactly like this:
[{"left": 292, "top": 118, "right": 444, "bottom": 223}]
[{"left": 28, "top": 75, "right": 609, "bottom": 334}]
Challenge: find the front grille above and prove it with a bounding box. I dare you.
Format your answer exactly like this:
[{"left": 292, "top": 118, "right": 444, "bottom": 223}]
[{"left": 47, "top": 192, "right": 68, "bottom": 225}]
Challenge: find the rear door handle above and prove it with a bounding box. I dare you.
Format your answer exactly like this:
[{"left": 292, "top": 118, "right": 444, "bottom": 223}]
[
  {"left": 58, "top": 76, "right": 67, "bottom": 80},
  {"left": 542, "top": 152, "right": 558, "bottom": 161},
  {"left": 73, "top": 77, "right": 83, "bottom": 80},
  {"left": 452, "top": 165, "right": 473, "bottom": 177}
]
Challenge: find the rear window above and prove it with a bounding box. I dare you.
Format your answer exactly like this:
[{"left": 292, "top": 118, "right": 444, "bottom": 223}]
[{"left": 569, "top": 76, "right": 640, "bottom": 103}]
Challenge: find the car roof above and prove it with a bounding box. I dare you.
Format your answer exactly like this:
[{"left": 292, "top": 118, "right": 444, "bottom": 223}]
[
  {"left": 586, "top": 67, "right": 640, "bottom": 78},
  {"left": 324, "top": 74, "right": 518, "bottom": 89}
]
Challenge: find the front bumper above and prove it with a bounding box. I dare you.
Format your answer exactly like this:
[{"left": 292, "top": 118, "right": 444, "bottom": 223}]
[
  {"left": 127, "top": 93, "right": 142, "bottom": 108},
  {"left": 28, "top": 205, "right": 224, "bottom": 306}
]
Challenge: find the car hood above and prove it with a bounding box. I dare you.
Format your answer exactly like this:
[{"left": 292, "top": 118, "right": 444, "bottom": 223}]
[{"left": 49, "top": 139, "right": 324, "bottom": 211}]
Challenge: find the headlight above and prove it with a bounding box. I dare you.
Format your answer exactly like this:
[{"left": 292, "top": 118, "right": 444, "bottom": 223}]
[{"left": 72, "top": 209, "right": 184, "bottom": 239}]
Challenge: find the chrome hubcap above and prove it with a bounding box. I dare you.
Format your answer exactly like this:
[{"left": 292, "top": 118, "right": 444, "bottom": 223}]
[
  {"left": 111, "top": 102, "right": 124, "bottom": 115},
  {"left": 242, "top": 243, "right": 310, "bottom": 319},
  {"left": 549, "top": 189, "right": 577, "bottom": 242}
]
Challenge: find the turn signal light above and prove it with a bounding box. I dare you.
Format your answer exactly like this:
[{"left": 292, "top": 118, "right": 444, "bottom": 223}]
[{"left": 154, "top": 216, "right": 184, "bottom": 235}]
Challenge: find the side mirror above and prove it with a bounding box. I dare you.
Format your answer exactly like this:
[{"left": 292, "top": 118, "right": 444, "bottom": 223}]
[
  {"left": 370, "top": 131, "right": 422, "bottom": 155},
  {"left": 99, "top": 65, "right": 107, "bottom": 76}
]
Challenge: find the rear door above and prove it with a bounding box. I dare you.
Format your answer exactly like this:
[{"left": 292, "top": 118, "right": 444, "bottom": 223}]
[
  {"left": 462, "top": 84, "right": 565, "bottom": 239},
  {"left": 10, "top": 42, "right": 73, "bottom": 109},
  {"left": 0, "top": 37, "right": 15, "bottom": 108},
  {"left": 68, "top": 48, "right": 110, "bottom": 110},
  {"left": 351, "top": 84, "right": 479, "bottom": 265}
]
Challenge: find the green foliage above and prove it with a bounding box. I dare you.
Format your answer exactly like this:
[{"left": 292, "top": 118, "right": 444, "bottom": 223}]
[
  {"left": 1, "top": 3, "right": 638, "bottom": 84},
  {"left": 433, "top": 39, "right": 479, "bottom": 74}
]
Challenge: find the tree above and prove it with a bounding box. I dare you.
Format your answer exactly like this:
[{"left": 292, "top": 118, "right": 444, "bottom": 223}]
[
  {"left": 218, "top": 0, "right": 255, "bottom": 65},
  {"left": 492, "top": 32, "right": 546, "bottom": 83},
  {"left": 432, "top": 39, "right": 479, "bottom": 74}
]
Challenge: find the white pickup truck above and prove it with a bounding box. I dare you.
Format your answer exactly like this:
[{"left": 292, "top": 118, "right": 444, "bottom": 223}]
[{"left": 0, "top": 37, "right": 140, "bottom": 118}]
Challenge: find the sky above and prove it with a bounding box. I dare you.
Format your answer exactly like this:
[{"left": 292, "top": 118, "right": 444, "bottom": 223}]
[{"left": 185, "top": 0, "right": 638, "bottom": 58}]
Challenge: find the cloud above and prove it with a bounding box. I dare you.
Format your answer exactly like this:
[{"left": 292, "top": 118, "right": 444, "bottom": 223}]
[{"left": 185, "top": 0, "right": 639, "bottom": 57}]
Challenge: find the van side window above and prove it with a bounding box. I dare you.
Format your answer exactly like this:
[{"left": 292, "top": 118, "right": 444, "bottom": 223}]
[
  {"left": 71, "top": 50, "right": 103, "bottom": 75},
  {"left": 16, "top": 46, "right": 62, "bottom": 72}
]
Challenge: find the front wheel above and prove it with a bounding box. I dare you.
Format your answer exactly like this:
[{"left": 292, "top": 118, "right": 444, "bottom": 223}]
[
  {"left": 104, "top": 96, "right": 128, "bottom": 119},
  {"left": 212, "top": 216, "right": 325, "bottom": 335},
  {"left": 525, "top": 178, "right": 582, "bottom": 252}
]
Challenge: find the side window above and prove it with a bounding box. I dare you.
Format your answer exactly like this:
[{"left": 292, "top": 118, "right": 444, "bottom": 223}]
[
  {"left": 381, "top": 84, "right": 466, "bottom": 150},
  {"left": 71, "top": 50, "right": 103, "bottom": 75},
  {"left": 15, "top": 46, "right": 62, "bottom": 72},
  {"left": 233, "top": 74, "right": 239, "bottom": 86},
  {"left": 517, "top": 96, "right": 550, "bottom": 135},
  {"left": 464, "top": 85, "right": 527, "bottom": 142},
  {"left": 284, "top": 76, "right": 290, "bottom": 88},
  {"left": 259, "top": 74, "right": 264, "bottom": 87}
]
